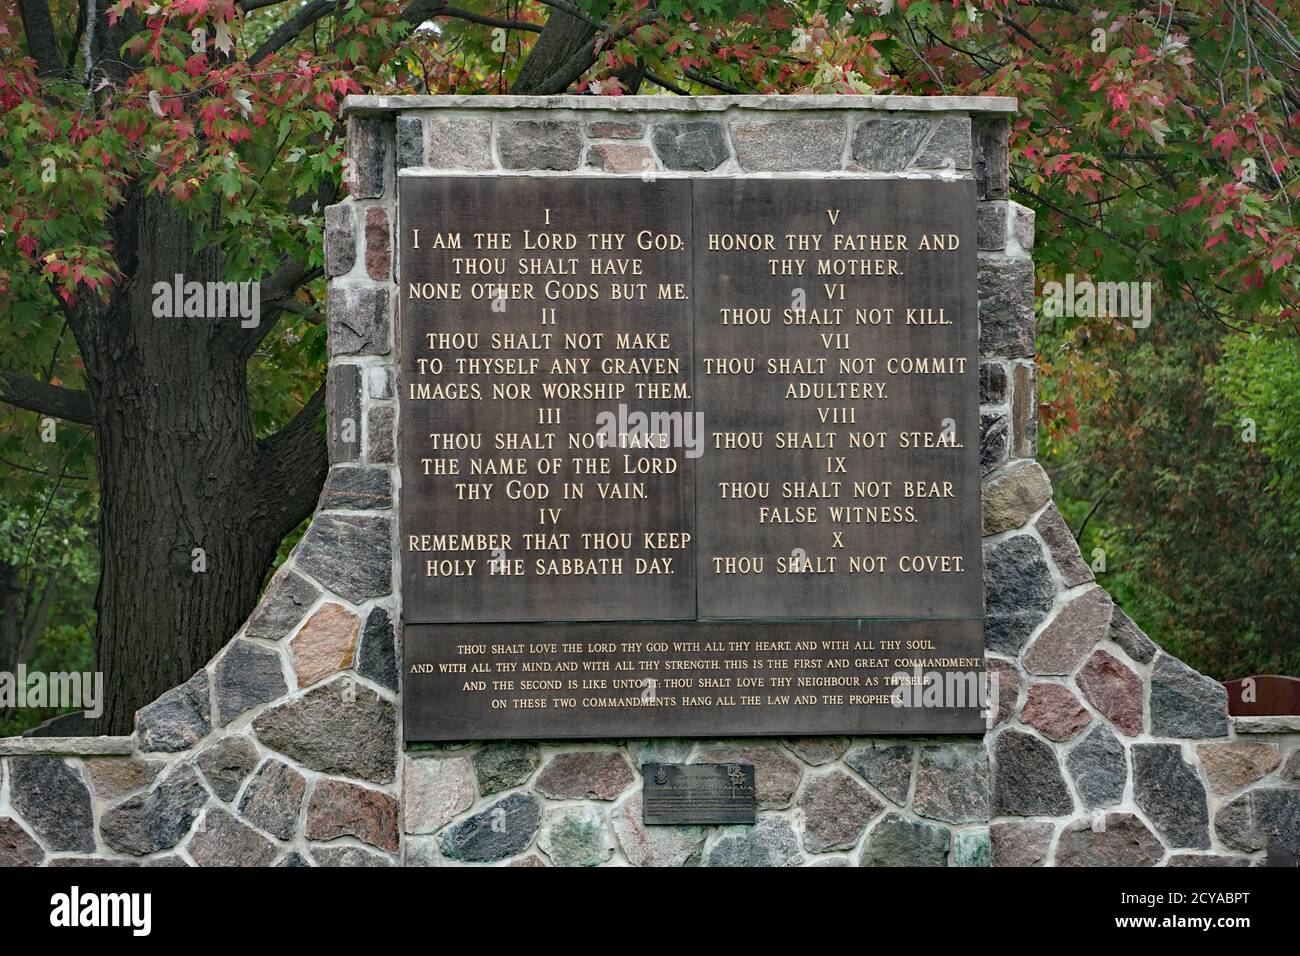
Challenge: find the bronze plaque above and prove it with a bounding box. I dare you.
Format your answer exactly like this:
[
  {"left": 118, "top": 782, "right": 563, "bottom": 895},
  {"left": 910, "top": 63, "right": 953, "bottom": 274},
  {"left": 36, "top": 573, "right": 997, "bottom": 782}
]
[
  {"left": 693, "top": 179, "right": 981, "bottom": 619},
  {"left": 643, "top": 763, "right": 756, "bottom": 825},
  {"left": 397, "top": 175, "right": 984, "bottom": 741},
  {"left": 399, "top": 176, "right": 696, "bottom": 623},
  {"left": 403, "top": 619, "right": 986, "bottom": 740}
]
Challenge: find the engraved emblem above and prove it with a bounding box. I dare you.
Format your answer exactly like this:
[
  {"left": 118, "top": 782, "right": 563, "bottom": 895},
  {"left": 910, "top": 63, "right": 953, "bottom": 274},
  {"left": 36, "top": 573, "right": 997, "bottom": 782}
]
[
  {"left": 654, "top": 767, "right": 668, "bottom": 786},
  {"left": 726, "top": 764, "right": 745, "bottom": 787}
]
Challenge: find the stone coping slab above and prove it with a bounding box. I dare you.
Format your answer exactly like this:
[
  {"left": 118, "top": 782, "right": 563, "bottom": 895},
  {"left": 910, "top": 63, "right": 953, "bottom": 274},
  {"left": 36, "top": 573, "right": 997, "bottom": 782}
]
[
  {"left": 0, "top": 735, "right": 135, "bottom": 756},
  {"left": 342, "top": 94, "right": 1018, "bottom": 115}
]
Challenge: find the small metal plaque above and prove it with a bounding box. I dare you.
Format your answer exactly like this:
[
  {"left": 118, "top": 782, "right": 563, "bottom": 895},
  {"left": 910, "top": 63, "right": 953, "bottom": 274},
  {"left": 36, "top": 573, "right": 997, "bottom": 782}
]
[{"left": 642, "top": 763, "right": 756, "bottom": 825}]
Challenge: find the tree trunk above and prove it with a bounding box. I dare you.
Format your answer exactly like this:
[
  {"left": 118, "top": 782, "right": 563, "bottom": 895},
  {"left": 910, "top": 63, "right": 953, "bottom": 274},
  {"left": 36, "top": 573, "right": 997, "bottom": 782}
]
[{"left": 70, "top": 194, "right": 326, "bottom": 733}]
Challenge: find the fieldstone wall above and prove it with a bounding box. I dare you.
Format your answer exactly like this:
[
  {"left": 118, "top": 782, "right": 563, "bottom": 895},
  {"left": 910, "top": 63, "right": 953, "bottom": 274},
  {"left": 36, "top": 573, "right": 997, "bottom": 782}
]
[{"left": 1, "top": 96, "right": 1297, "bottom": 868}]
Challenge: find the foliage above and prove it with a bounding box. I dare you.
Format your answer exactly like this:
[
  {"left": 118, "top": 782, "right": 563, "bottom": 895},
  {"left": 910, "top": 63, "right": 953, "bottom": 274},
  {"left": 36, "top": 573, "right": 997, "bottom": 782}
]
[{"left": 2, "top": 0, "right": 1298, "bottom": 697}]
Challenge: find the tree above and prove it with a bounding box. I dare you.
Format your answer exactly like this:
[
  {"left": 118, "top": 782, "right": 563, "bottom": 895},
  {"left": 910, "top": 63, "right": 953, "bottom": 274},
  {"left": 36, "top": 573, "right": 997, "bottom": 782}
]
[{"left": 4, "top": 1, "right": 1298, "bottom": 733}]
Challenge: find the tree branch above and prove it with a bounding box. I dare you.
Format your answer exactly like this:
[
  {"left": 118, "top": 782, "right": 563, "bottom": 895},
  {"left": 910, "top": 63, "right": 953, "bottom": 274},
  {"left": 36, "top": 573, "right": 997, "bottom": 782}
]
[
  {"left": 255, "top": 384, "right": 328, "bottom": 540},
  {"left": 645, "top": 69, "right": 689, "bottom": 95},
  {"left": 440, "top": 6, "right": 542, "bottom": 33},
  {"left": 0, "top": 372, "right": 94, "bottom": 425},
  {"left": 249, "top": 0, "right": 342, "bottom": 66},
  {"left": 17, "top": 0, "right": 65, "bottom": 78},
  {"left": 510, "top": 5, "right": 599, "bottom": 94}
]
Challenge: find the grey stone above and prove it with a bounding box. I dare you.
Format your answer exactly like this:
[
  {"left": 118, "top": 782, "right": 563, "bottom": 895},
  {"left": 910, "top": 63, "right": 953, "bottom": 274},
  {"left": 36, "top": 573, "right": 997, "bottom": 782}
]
[
  {"left": 253, "top": 677, "right": 396, "bottom": 784},
  {"left": 245, "top": 569, "right": 320, "bottom": 641},
  {"left": 1284, "top": 749, "right": 1300, "bottom": 781},
  {"left": 85, "top": 757, "right": 163, "bottom": 800},
  {"left": 187, "top": 807, "right": 278, "bottom": 867},
  {"left": 535, "top": 751, "right": 635, "bottom": 801},
  {"left": 861, "top": 812, "right": 951, "bottom": 867},
  {"left": 982, "top": 460, "right": 1052, "bottom": 535},
  {"left": 296, "top": 513, "right": 392, "bottom": 604},
  {"left": 1167, "top": 854, "right": 1252, "bottom": 867},
  {"left": 1066, "top": 726, "right": 1127, "bottom": 809},
  {"left": 981, "top": 412, "right": 1008, "bottom": 476},
  {"left": 277, "top": 850, "right": 311, "bottom": 867},
  {"left": 954, "top": 828, "right": 991, "bottom": 867},
  {"left": 983, "top": 534, "right": 1054, "bottom": 655},
  {"left": 438, "top": 791, "right": 541, "bottom": 862},
  {"left": 538, "top": 805, "right": 615, "bottom": 867},
  {"left": 730, "top": 119, "right": 844, "bottom": 171},
  {"left": 327, "top": 286, "right": 390, "bottom": 357},
  {"left": 403, "top": 754, "right": 474, "bottom": 835},
  {"left": 238, "top": 760, "right": 307, "bottom": 840},
  {"left": 473, "top": 741, "right": 541, "bottom": 795},
  {"left": 327, "top": 362, "right": 361, "bottom": 463},
  {"left": 992, "top": 730, "right": 1073, "bottom": 816},
  {"left": 366, "top": 366, "right": 393, "bottom": 400},
  {"left": 851, "top": 117, "right": 930, "bottom": 171},
  {"left": 1011, "top": 362, "right": 1037, "bottom": 459},
  {"left": 913, "top": 746, "right": 991, "bottom": 824},
  {"left": 396, "top": 115, "right": 422, "bottom": 169},
  {"left": 978, "top": 255, "right": 1035, "bottom": 358},
  {"left": 611, "top": 794, "right": 705, "bottom": 867},
  {"left": 584, "top": 142, "right": 654, "bottom": 173},
  {"left": 798, "top": 770, "right": 884, "bottom": 852},
  {"left": 1024, "top": 586, "right": 1113, "bottom": 676},
  {"left": 1150, "top": 653, "right": 1229, "bottom": 738},
  {"left": 845, "top": 744, "right": 914, "bottom": 804},
  {"left": 784, "top": 737, "right": 849, "bottom": 766},
  {"left": 498, "top": 120, "right": 582, "bottom": 170},
  {"left": 136, "top": 669, "right": 211, "bottom": 752},
  {"left": 347, "top": 116, "right": 386, "bottom": 199},
  {"left": 357, "top": 606, "right": 398, "bottom": 692},
  {"left": 1055, "top": 813, "right": 1163, "bottom": 867},
  {"left": 1109, "top": 607, "right": 1157, "bottom": 664},
  {"left": 195, "top": 736, "right": 260, "bottom": 802},
  {"left": 367, "top": 405, "right": 394, "bottom": 463},
  {"left": 1132, "top": 744, "right": 1209, "bottom": 848},
  {"left": 974, "top": 118, "right": 1009, "bottom": 199},
  {"left": 915, "top": 115, "right": 972, "bottom": 169},
  {"left": 977, "top": 201, "right": 1007, "bottom": 250},
  {"left": 403, "top": 834, "right": 442, "bottom": 867},
  {"left": 319, "top": 466, "right": 392, "bottom": 511},
  {"left": 213, "top": 640, "right": 287, "bottom": 726},
  {"left": 1214, "top": 788, "right": 1300, "bottom": 853},
  {"left": 312, "top": 846, "right": 392, "bottom": 867},
  {"left": 706, "top": 817, "right": 803, "bottom": 867},
  {"left": 8, "top": 757, "right": 94, "bottom": 852},
  {"left": 1034, "top": 505, "right": 1093, "bottom": 587},
  {"left": 323, "top": 204, "right": 356, "bottom": 276},
  {"left": 100, "top": 764, "right": 208, "bottom": 856},
  {"left": 0, "top": 818, "right": 45, "bottom": 866},
  {"left": 990, "top": 821, "right": 1054, "bottom": 866},
  {"left": 424, "top": 117, "right": 492, "bottom": 169},
  {"left": 652, "top": 121, "right": 729, "bottom": 170},
  {"left": 586, "top": 120, "right": 644, "bottom": 139},
  {"left": 1011, "top": 200, "right": 1036, "bottom": 249},
  {"left": 305, "top": 778, "right": 399, "bottom": 851},
  {"left": 979, "top": 361, "right": 1007, "bottom": 405}
]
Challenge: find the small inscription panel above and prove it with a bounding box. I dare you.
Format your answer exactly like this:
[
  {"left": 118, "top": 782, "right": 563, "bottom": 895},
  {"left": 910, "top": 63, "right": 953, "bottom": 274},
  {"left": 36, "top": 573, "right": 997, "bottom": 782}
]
[
  {"left": 403, "top": 619, "right": 985, "bottom": 740},
  {"left": 643, "top": 763, "right": 756, "bottom": 825}
]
